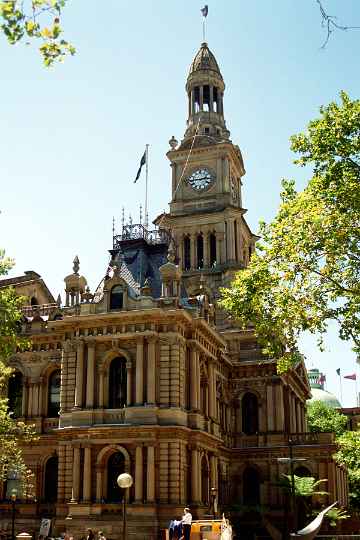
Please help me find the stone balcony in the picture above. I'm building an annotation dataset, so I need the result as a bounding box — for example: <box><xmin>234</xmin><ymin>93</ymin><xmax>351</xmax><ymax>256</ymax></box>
<box><xmin>233</xmin><ymin>431</ymin><xmax>335</xmax><ymax>449</ymax></box>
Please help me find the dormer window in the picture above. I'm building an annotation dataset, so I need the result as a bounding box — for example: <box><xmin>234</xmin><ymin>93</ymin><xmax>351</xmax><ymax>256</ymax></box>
<box><xmin>110</xmin><ymin>285</ymin><xmax>124</xmax><ymax>310</ymax></box>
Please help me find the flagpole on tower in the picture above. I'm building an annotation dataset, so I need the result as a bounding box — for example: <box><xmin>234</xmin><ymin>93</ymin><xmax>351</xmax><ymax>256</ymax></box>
<box><xmin>201</xmin><ymin>5</ymin><xmax>208</xmax><ymax>42</ymax></box>
<box><xmin>145</xmin><ymin>143</ymin><xmax>149</xmax><ymax>229</ymax></box>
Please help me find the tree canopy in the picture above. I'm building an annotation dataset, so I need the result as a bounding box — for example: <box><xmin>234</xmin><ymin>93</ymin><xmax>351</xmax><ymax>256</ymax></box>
<box><xmin>335</xmin><ymin>430</ymin><xmax>360</xmax><ymax>508</ymax></box>
<box><xmin>221</xmin><ymin>92</ymin><xmax>360</xmax><ymax>374</ymax></box>
<box><xmin>0</xmin><ymin>0</ymin><xmax>74</xmax><ymax>66</ymax></box>
<box><xmin>0</xmin><ymin>250</ymin><xmax>35</xmax><ymax>497</ymax></box>
<box><xmin>307</xmin><ymin>400</ymin><xmax>348</xmax><ymax>438</ymax></box>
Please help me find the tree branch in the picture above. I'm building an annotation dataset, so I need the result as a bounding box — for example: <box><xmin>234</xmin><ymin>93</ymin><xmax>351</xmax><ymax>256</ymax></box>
<box><xmin>316</xmin><ymin>0</ymin><xmax>360</xmax><ymax>48</ymax></box>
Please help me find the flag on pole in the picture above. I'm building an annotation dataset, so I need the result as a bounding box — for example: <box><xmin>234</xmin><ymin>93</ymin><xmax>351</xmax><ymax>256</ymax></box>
<box><xmin>344</xmin><ymin>373</ymin><xmax>357</xmax><ymax>380</ymax></box>
<box><xmin>336</xmin><ymin>368</ymin><xmax>341</xmax><ymax>376</ymax></box>
<box><xmin>201</xmin><ymin>5</ymin><xmax>208</xmax><ymax>17</ymax></box>
<box><xmin>134</xmin><ymin>150</ymin><xmax>146</xmax><ymax>183</ymax></box>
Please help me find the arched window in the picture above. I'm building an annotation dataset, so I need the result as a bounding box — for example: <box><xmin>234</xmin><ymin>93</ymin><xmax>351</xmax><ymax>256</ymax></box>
<box><xmin>44</xmin><ymin>456</ymin><xmax>58</xmax><ymax>502</ymax></box>
<box><xmin>197</xmin><ymin>234</ymin><xmax>204</xmax><ymax>269</ymax></box>
<box><xmin>209</xmin><ymin>233</ymin><xmax>217</xmax><ymax>267</ymax></box>
<box><xmin>242</xmin><ymin>392</ymin><xmax>259</xmax><ymax>435</ymax></box>
<box><xmin>109</xmin><ymin>357</ymin><xmax>127</xmax><ymax>409</ymax></box>
<box><xmin>243</xmin><ymin>467</ymin><xmax>260</xmax><ymax>505</ymax></box>
<box><xmin>201</xmin><ymin>456</ymin><xmax>209</xmax><ymax>505</ymax></box>
<box><xmin>110</xmin><ymin>285</ymin><xmax>123</xmax><ymax>310</ymax></box>
<box><xmin>107</xmin><ymin>452</ymin><xmax>125</xmax><ymax>502</ymax></box>
<box><xmin>30</xmin><ymin>296</ymin><xmax>38</xmax><ymax>306</ymax></box>
<box><xmin>294</xmin><ymin>466</ymin><xmax>312</xmax><ymax>478</ymax></box>
<box><xmin>48</xmin><ymin>370</ymin><xmax>61</xmax><ymax>417</ymax></box>
<box><xmin>184</xmin><ymin>236</ymin><xmax>191</xmax><ymax>270</ymax></box>
<box><xmin>8</xmin><ymin>372</ymin><xmax>23</xmax><ymax>418</ymax></box>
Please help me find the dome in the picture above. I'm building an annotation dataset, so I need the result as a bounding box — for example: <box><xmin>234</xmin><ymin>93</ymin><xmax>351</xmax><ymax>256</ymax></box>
<box><xmin>308</xmin><ymin>388</ymin><xmax>341</xmax><ymax>408</ymax></box>
<box><xmin>189</xmin><ymin>42</ymin><xmax>222</xmax><ymax>78</ymax></box>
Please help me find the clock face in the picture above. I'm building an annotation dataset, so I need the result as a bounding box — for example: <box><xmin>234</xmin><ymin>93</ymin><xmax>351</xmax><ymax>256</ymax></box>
<box><xmin>187</xmin><ymin>168</ymin><xmax>214</xmax><ymax>191</ymax></box>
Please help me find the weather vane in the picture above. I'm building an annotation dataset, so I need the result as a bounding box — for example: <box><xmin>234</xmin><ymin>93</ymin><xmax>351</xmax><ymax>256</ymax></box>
<box><xmin>201</xmin><ymin>5</ymin><xmax>208</xmax><ymax>42</ymax></box>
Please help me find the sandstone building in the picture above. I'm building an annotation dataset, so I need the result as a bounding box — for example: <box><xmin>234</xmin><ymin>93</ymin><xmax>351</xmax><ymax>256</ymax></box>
<box><xmin>0</xmin><ymin>42</ymin><xmax>347</xmax><ymax>540</ymax></box>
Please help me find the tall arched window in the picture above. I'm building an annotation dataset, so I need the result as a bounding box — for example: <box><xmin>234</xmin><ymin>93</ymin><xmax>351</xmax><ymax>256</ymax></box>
<box><xmin>209</xmin><ymin>233</ymin><xmax>217</xmax><ymax>267</ymax></box>
<box><xmin>201</xmin><ymin>456</ymin><xmax>209</xmax><ymax>505</ymax></box>
<box><xmin>31</xmin><ymin>296</ymin><xmax>38</xmax><ymax>306</ymax></box>
<box><xmin>184</xmin><ymin>236</ymin><xmax>191</xmax><ymax>270</ymax></box>
<box><xmin>8</xmin><ymin>372</ymin><xmax>23</xmax><ymax>418</ymax></box>
<box><xmin>243</xmin><ymin>467</ymin><xmax>260</xmax><ymax>505</ymax></box>
<box><xmin>48</xmin><ymin>370</ymin><xmax>61</xmax><ymax>417</ymax></box>
<box><xmin>110</xmin><ymin>286</ymin><xmax>123</xmax><ymax>310</ymax></box>
<box><xmin>197</xmin><ymin>234</ymin><xmax>204</xmax><ymax>269</ymax></box>
<box><xmin>242</xmin><ymin>392</ymin><xmax>259</xmax><ymax>435</ymax></box>
<box><xmin>107</xmin><ymin>452</ymin><xmax>125</xmax><ymax>502</ymax></box>
<box><xmin>109</xmin><ymin>357</ymin><xmax>127</xmax><ymax>409</ymax></box>
<box><xmin>44</xmin><ymin>456</ymin><xmax>58</xmax><ymax>502</ymax></box>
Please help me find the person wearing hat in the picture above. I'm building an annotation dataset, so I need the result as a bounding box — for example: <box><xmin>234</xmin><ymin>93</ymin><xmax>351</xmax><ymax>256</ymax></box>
<box><xmin>181</xmin><ymin>507</ymin><xmax>192</xmax><ymax>540</ymax></box>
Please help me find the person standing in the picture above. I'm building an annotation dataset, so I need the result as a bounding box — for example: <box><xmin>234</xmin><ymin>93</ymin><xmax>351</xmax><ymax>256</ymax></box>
<box><xmin>181</xmin><ymin>507</ymin><xmax>192</xmax><ymax>540</ymax></box>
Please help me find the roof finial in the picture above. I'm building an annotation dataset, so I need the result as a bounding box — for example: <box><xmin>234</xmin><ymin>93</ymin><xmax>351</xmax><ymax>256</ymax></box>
<box><xmin>129</xmin><ymin>213</ymin><xmax>133</xmax><ymax>226</ymax></box>
<box><xmin>73</xmin><ymin>255</ymin><xmax>80</xmax><ymax>274</ymax></box>
<box><xmin>121</xmin><ymin>207</ymin><xmax>125</xmax><ymax>230</ymax></box>
<box><xmin>139</xmin><ymin>204</ymin><xmax>143</xmax><ymax>225</ymax></box>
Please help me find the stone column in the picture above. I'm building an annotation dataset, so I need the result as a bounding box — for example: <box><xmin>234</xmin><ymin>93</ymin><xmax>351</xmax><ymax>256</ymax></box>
<box><xmin>210</xmin><ymin>455</ymin><xmax>218</xmax><ymax>490</ymax></box>
<box><xmin>135</xmin><ymin>446</ymin><xmax>143</xmax><ymax>502</ymax></box>
<box><xmin>267</xmin><ymin>386</ymin><xmax>275</xmax><ymax>431</ymax></box>
<box><xmin>147</xmin><ymin>446</ymin><xmax>155</xmax><ymax>502</ymax></box>
<box><xmin>208</xmin><ymin>361</ymin><xmax>216</xmax><ymax>419</ymax></box>
<box><xmin>126</xmin><ymin>361</ymin><xmax>132</xmax><ymax>406</ymax></box>
<box><xmin>199</xmin><ymin>86</ymin><xmax>204</xmax><ymax>110</ymax></box>
<box><xmin>32</xmin><ymin>380</ymin><xmax>39</xmax><ymax>416</ymax></box>
<box><xmin>83</xmin><ymin>446</ymin><xmax>92</xmax><ymax>502</ymax></box>
<box><xmin>190</xmin><ymin>346</ymin><xmax>198</xmax><ymax>411</ymax></box>
<box><xmin>227</xmin><ymin>219</ymin><xmax>235</xmax><ymax>262</ymax></box>
<box><xmin>209</xmin><ymin>86</ymin><xmax>214</xmax><ymax>112</ymax></box>
<box><xmin>38</xmin><ymin>378</ymin><xmax>44</xmax><ymax>417</ymax></box>
<box><xmin>275</xmin><ymin>384</ymin><xmax>285</xmax><ymax>431</ymax></box>
<box><xmin>98</xmin><ymin>369</ymin><xmax>105</xmax><ymax>408</ymax></box>
<box><xmin>74</xmin><ymin>340</ymin><xmax>84</xmax><ymax>409</ymax></box>
<box><xmin>27</xmin><ymin>383</ymin><xmax>33</xmax><ymax>417</ymax></box>
<box><xmin>96</xmin><ymin>465</ymin><xmax>103</xmax><ymax>502</ymax></box>
<box><xmin>86</xmin><ymin>341</ymin><xmax>95</xmax><ymax>408</ymax></box>
<box><xmin>147</xmin><ymin>337</ymin><xmax>156</xmax><ymax>405</ymax></box>
<box><xmin>135</xmin><ymin>337</ymin><xmax>144</xmax><ymax>405</ymax></box>
<box><xmin>22</xmin><ymin>382</ymin><xmax>28</xmax><ymax>417</ymax></box>
<box><xmin>72</xmin><ymin>446</ymin><xmax>81</xmax><ymax>501</ymax></box>
<box><xmin>58</xmin><ymin>445</ymin><xmax>66</xmax><ymax>503</ymax></box>
<box><xmin>191</xmin><ymin>447</ymin><xmax>200</xmax><ymax>502</ymax></box>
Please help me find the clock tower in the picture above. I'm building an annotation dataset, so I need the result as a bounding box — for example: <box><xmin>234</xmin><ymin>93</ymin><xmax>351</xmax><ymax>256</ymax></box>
<box><xmin>158</xmin><ymin>42</ymin><xmax>257</xmax><ymax>320</ymax></box>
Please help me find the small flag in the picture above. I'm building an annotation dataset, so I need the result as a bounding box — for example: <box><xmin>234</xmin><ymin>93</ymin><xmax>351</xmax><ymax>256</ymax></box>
<box><xmin>336</xmin><ymin>368</ymin><xmax>341</xmax><ymax>376</ymax></box>
<box><xmin>134</xmin><ymin>150</ymin><xmax>146</xmax><ymax>183</ymax></box>
<box><xmin>201</xmin><ymin>5</ymin><xmax>208</xmax><ymax>17</ymax></box>
<box><xmin>344</xmin><ymin>373</ymin><xmax>357</xmax><ymax>381</ymax></box>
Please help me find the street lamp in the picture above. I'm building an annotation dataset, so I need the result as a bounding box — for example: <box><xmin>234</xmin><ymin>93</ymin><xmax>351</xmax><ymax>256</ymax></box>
<box><xmin>277</xmin><ymin>440</ymin><xmax>307</xmax><ymax>533</ymax></box>
<box><xmin>117</xmin><ymin>473</ymin><xmax>133</xmax><ymax>540</ymax></box>
<box><xmin>10</xmin><ymin>488</ymin><xmax>17</xmax><ymax>540</ymax></box>
<box><xmin>210</xmin><ymin>487</ymin><xmax>217</xmax><ymax>519</ymax></box>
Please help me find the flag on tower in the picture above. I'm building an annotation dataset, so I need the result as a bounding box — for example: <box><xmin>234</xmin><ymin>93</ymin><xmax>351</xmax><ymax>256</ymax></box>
<box><xmin>134</xmin><ymin>150</ymin><xmax>146</xmax><ymax>183</ymax></box>
<box><xmin>201</xmin><ymin>5</ymin><xmax>208</xmax><ymax>17</ymax></box>
<box><xmin>336</xmin><ymin>368</ymin><xmax>341</xmax><ymax>376</ymax></box>
<box><xmin>344</xmin><ymin>373</ymin><xmax>357</xmax><ymax>380</ymax></box>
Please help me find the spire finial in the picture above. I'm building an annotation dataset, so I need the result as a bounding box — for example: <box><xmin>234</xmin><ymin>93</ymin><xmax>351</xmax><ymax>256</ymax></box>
<box><xmin>139</xmin><ymin>204</ymin><xmax>143</xmax><ymax>225</ymax></box>
<box><xmin>129</xmin><ymin>213</ymin><xmax>133</xmax><ymax>226</ymax></box>
<box><xmin>73</xmin><ymin>255</ymin><xmax>80</xmax><ymax>274</ymax></box>
<box><xmin>167</xmin><ymin>238</ymin><xmax>176</xmax><ymax>263</ymax></box>
<box><xmin>121</xmin><ymin>207</ymin><xmax>125</xmax><ymax>230</ymax></box>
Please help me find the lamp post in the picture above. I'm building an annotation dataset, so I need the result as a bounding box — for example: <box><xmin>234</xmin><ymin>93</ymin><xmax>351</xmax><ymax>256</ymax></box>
<box><xmin>117</xmin><ymin>472</ymin><xmax>133</xmax><ymax>540</ymax></box>
<box><xmin>210</xmin><ymin>487</ymin><xmax>217</xmax><ymax>519</ymax></box>
<box><xmin>277</xmin><ymin>440</ymin><xmax>307</xmax><ymax>533</ymax></box>
<box><xmin>10</xmin><ymin>488</ymin><xmax>17</xmax><ymax>540</ymax></box>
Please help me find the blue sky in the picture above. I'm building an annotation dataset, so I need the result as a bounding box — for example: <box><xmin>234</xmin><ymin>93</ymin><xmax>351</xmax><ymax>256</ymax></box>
<box><xmin>1</xmin><ymin>1</ymin><xmax>359</xmax><ymax>406</ymax></box>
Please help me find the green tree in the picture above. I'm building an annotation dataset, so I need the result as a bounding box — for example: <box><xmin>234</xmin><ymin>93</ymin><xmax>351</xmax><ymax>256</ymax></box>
<box><xmin>0</xmin><ymin>0</ymin><xmax>74</xmax><ymax>66</ymax></box>
<box><xmin>221</xmin><ymin>92</ymin><xmax>360</xmax><ymax>374</ymax></box>
<box><xmin>0</xmin><ymin>249</ymin><xmax>35</xmax><ymax>497</ymax></box>
<box><xmin>307</xmin><ymin>401</ymin><xmax>348</xmax><ymax>437</ymax></box>
<box><xmin>335</xmin><ymin>430</ymin><xmax>360</xmax><ymax>508</ymax></box>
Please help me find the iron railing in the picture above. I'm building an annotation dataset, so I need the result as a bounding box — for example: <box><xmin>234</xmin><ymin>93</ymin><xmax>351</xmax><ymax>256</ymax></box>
<box><xmin>113</xmin><ymin>223</ymin><xmax>171</xmax><ymax>248</ymax></box>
